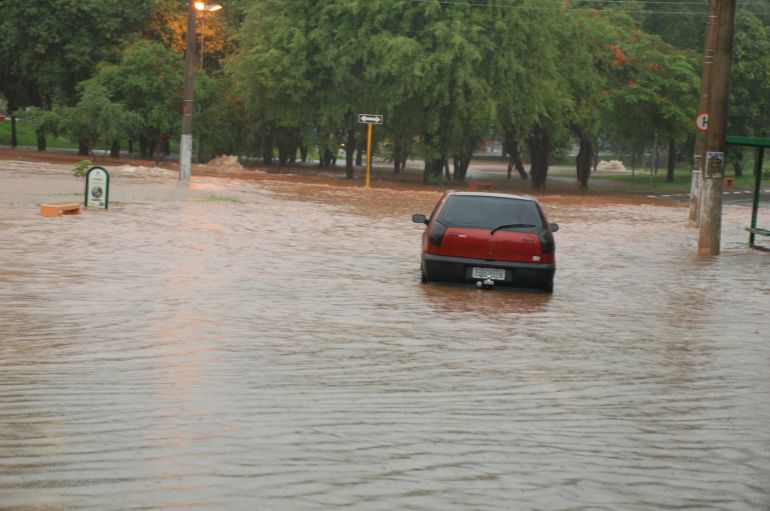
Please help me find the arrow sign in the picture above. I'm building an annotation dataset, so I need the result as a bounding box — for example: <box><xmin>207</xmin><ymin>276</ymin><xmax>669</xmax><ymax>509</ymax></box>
<box><xmin>358</xmin><ymin>114</ymin><xmax>383</xmax><ymax>125</ymax></box>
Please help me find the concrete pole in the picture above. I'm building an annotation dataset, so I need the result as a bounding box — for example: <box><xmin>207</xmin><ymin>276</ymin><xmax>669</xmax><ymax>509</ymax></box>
<box><xmin>179</xmin><ymin>1</ymin><xmax>196</xmax><ymax>182</ymax></box>
<box><xmin>689</xmin><ymin>0</ymin><xmax>720</xmax><ymax>226</ymax></box>
<box><xmin>697</xmin><ymin>0</ymin><xmax>737</xmax><ymax>256</ymax></box>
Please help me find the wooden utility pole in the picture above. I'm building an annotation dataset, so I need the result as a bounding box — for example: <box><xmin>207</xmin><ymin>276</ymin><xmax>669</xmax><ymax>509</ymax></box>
<box><xmin>689</xmin><ymin>0</ymin><xmax>720</xmax><ymax>226</ymax></box>
<box><xmin>697</xmin><ymin>0</ymin><xmax>737</xmax><ymax>256</ymax></box>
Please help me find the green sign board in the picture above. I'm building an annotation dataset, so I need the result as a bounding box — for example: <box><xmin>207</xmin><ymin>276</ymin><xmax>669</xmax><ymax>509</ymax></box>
<box><xmin>85</xmin><ymin>166</ymin><xmax>110</xmax><ymax>209</ymax></box>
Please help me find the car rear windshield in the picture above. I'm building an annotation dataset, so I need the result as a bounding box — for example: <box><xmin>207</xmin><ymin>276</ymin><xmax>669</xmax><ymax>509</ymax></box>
<box><xmin>437</xmin><ymin>195</ymin><xmax>543</xmax><ymax>230</ymax></box>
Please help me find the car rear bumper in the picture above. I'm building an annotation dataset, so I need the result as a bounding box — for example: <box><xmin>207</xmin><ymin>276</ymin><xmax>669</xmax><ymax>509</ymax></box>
<box><xmin>422</xmin><ymin>253</ymin><xmax>555</xmax><ymax>288</ymax></box>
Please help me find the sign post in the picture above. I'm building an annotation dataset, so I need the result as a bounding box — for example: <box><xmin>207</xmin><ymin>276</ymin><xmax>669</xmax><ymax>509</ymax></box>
<box><xmin>358</xmin><ymin>114</ymin><xmax>383</xmax><ymax>190</ymax></box>
<box><xmin>85</xmin><ymin>166</ymin><xmax>110</xmax><ymax>209</ymax></box>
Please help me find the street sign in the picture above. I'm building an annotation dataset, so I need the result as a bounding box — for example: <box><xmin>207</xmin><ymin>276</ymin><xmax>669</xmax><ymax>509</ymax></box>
<box><xmin>358</xmin><ymin>114</ymin><xmax>383</xmax><ymax>125</ymax></box>
<box><xmin>85</xmin><ymin>166</ymin><xmax>110</xmax><ymax>209</ymax></box>
<box><xmin>695</xmin><ymin>112</ymin><xmax>709</xmax><ymax>132</ymax></box>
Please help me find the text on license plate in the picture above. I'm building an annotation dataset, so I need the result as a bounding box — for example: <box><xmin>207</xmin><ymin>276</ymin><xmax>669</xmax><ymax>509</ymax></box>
<box><xmin>471</xmin><ymin>267</ymin><xmax>506</xmax><ymax>280</ymax></box>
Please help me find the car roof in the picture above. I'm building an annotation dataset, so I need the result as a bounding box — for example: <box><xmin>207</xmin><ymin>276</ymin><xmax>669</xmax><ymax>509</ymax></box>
<box><xmin>447</xmin><ymin>191</ymin><xmax>538</xmax><ymax>202</ymax></box>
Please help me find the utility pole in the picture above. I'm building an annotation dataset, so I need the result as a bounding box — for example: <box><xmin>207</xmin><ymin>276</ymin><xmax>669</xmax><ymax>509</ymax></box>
<box><xmin>179</xmin><ymin>1</ymin><xmax>196</xmax><ymax>182</ymax></box>
<box><xmin>689</xmin><ymin>0</ymin><xmax>720</xmax><ymax>226</ymax></box>
<box><xmin>698</xmin><ymin>0</ymin><xmax>737</xmax><ymax>256</ymax></box>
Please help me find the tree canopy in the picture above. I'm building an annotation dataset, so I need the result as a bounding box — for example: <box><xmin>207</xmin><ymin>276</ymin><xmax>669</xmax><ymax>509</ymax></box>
<box><xmin>2</xmin><ymin>0</ymin><xmax>769</xmax><ymax>188</ymax></box>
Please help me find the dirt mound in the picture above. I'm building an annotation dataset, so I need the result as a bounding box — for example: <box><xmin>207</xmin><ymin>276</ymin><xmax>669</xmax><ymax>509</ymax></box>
<box><xmin>597</xmin><ymin>160</ymin><xmax>626</xmax><ymax>171</ymax></box>
<box><xmin>113</xmin><ymin>165</ymin><xmax>177</xmax><ymax>179</ymax></box>
<box><xmin>205</xmin><ymin>155</ymin><xmax>247</xmax><ymax>174</ymax></box>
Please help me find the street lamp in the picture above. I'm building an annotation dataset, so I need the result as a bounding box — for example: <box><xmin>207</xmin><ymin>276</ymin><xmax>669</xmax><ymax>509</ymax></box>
<box><xmin>179</xmin><ymin>1</ymin><xmax>222</xmax><ymax>183</ymax></box>
<box><xmin>195</xmin><ymin>2</ymin><xmax>222</xmax><ymax>70</ymax></box>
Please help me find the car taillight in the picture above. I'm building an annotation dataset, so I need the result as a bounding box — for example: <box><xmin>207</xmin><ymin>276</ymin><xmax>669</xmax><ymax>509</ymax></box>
<box><xmin>429</xmin><ymin>221</ymin><xmax>447</xmax><ymax>247</ymax></box>
<box><xmin>539</xmin><ymin>231</ymin><xmax>555</xmax><ymax>255</ymax></box>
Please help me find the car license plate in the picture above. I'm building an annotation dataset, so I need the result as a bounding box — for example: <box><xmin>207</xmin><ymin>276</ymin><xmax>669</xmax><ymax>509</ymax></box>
<box><xmin>472</xmin><ymin>267</ymin><xmax>506</xmax><ymax>280</ymax></box>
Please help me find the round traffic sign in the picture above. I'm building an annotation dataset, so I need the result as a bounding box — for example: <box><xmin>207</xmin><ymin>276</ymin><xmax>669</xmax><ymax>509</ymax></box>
<box><xmin>695</xmin><ymin>112</ymin><xmax>709</xmax><ymax>132</ymax></box>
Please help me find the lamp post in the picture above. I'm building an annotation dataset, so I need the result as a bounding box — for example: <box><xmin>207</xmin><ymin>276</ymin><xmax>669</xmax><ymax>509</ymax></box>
<box><xmin>195</xmin><ymin>2</ymin><xmax>222</xmax><ymax>70</ymax></box>
<box><xmin>179</xmin><ymin>2</ymin><xmax>222</xmax><ymax>183</ymax></box>
<box><xmin>179</xmin><ymin>0</ymin><xmax>196</xmax><ymax>182</ymax></box>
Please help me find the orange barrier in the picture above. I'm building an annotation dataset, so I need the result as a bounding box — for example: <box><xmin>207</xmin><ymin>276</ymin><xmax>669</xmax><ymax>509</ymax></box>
<box><xmin>40</xmin><ymin>203</ymin><xmax>81</xmax><ymax>217</ymax></box>
<box><xmin>725</xmin><ymin>177</ymin><xmax>735</xmax><ymax>187</ymax></box>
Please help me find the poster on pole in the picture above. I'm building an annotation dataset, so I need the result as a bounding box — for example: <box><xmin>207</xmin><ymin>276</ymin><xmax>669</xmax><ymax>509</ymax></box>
<box><xmin>85</xmin><ymin>166</ymin><xmax>110</xmax><ymax>209</ymax></box>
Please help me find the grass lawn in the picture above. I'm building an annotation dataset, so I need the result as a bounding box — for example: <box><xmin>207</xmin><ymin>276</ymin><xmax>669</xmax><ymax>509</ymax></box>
<box><xmin>592</xmin><ymin>164</ymin><xmax>768</xmax><ymax>193</ymax></box>
<box><xmin>0</xmin><ymin>120</ymin><xmax>78</xmax><ymax>149</ymax></box>
<box><xmin>0</xmin><ymin>119</ymin><xmax>180</xmax><ymax>155</ymax></box>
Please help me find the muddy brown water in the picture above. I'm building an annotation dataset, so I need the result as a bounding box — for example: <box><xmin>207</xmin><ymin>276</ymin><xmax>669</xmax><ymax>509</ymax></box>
<box><xmin>1</xmin><ymin>161</ymin><xmax>769</xmax><ymax>510</ymax></box>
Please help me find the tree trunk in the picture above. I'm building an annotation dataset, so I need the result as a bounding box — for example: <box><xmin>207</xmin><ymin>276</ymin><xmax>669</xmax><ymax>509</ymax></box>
<box><xmin>528</xmin><ymin>127</ymin><xmax>551</xmax><ymax>190</ymax></box>
<box><xmin>10</xmin><ymin>114</ymin><xmax>18</xmax><ymax>148</ymax></box>
<box><xmin>571</xmin><ymin>124</ymin><xmax>593</xmax><ymax>189</ymax></box>
<box><xmin>666</xmin><ymin>137</ymin><xmax>676</xmax><ymax>183</ymax></box>
<box><xmin>356</xmin><ymin>125</ymin><xmax>365</xmax><ymax>166</ymax></box>
<box><xmin>733</xmin><ymin>149</ymin><xmax>744</xmax><ymax>177</ymax></box>
<box><xmin>321</xmin><ymin>148</ymin><xmax>335</xmax><ymax>168</ymax></box>
<box><xmin>512</xmin><ymin>140</ymin><xmax>527</xmax><ymax>180</ymax></box>
<box><xmin>503</xmin><ymin>132</ymin><xmax>528</xmax><ymax>181</ymax></box>
<box><xmin>262</xmin><ymin>137</ymin><xmax>273</xmax><ymax>166</ymax></box>
<box><xmin>277</xmin><ymin>131</ymin><xmax>291</xmax><ymax>166</ymax></box>
<box><xmin>36</xmin><ymin>131</ymin><xmax>47</xmax><ymax>151</ymax></box>
<box><xmin>79</xmin><ymin>141</ymin><xmax>90</xmax><ymax>156</ymax></box>
<box><xmin>423</xmin><ymin>159</ymin><xmax>444</xmax><ymax>184</ymax></box>
<box><xmin>289</xmin><ymin>131</ymin><xmax>298</xmax><ymax>165</ymax></box>
<box><xmin>392</xmin><ymin>139</ymin><xmax>403</xmax><ymax>174</ymax></box>
<box><xmin>452</xmin><ymin>142</ymin><xmax>474</xmax><ymax>182</ymax></box>
<box><xmin>110</xmin><ymin>140</ymin><xmax>120</xmax><ymax>158</ymax></box>
<box><xmin>345</xmin><ymin>128</ymin><xmax>355</xmax><ymax>179</ymax></box>
<box><xmin>300</xmin><ymin>144</ymin><xmax>308</xmax><ymax>162</ymax></box>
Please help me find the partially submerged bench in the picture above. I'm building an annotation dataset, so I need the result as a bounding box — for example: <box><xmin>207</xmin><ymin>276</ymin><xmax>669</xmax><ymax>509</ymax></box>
<box><xmin>40</xmin><ymin>203</ymin><xmax>81</xmax><ymax>217</ymax></box>
<box><xmin>726</xmin><ymin>134</ymin><xmax>769</xmax><ymax>249</ymax></box>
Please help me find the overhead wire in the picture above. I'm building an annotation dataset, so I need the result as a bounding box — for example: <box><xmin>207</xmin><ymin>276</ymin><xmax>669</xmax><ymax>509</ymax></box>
<box><xmin>402</xmin><ymin>0</ymin><xmax>770</xmax><ymax>16</ymax></box>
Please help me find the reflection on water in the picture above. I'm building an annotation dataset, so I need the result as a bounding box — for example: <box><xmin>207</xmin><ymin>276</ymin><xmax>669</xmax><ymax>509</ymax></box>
<box><xmin>1</xmin><ymin>162</ymin><xmax>769</xmax><ymax>510</ymax></box>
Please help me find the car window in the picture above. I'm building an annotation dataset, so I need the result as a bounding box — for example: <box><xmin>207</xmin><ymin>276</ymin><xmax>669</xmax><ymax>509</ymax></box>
<box><xmin>437</xmin><ymin>196</ymin><xmax>543</xmax><ymax>229</ymax></box>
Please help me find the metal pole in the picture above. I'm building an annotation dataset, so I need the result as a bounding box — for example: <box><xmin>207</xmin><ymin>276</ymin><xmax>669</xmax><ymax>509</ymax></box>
<box><xmin>365</xmin><ymin>123</ymin><xmax>373</xmax><ymax>189</ymax></box>
<box><xmin>749</xmin><ymin>147</ymin><xmax>765</xmax><ymax>247</ymax></box>
<box><xmin>689</xmin><ymin>0</ymin><xmax>720</xmax><ymax>226</ymax></box>
<box><xmin>697</xmin><ymin>0</ymin><xmax>737</xmax><ymax>256</ymax></box>
<box><xmin>200</xmin><ymin>12</ymin><xmax>205</xmax><ymax>70</ymax></box>
<box><xmin>179</xmin><ymin>0</ymin><xmax>196</xmax><ymax>182</ymax></box>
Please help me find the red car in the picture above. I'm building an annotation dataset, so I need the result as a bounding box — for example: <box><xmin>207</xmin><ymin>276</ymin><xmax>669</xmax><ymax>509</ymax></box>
<box><xmin>412</xmin><ymin>191</ymin><xmax>559</xmax><ymax>292</ymax></box>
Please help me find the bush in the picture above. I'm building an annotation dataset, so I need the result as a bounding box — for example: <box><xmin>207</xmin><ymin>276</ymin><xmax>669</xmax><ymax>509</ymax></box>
<box><xmin>73</xmin><ymin>160</ymin><xmax>92</xmax><ymax>179</ymax></box>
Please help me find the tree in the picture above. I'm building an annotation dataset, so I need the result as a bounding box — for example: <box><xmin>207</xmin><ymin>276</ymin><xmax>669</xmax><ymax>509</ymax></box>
<box><xmin>226</xmin><ymin>0</ymin><xmax>314</xmax><ymax>167</ymax></box>
<box><xmin>60</xmin><ymin>84</ymin><xmax>142</xmax><ymax>157</ymax></box>
<box><xmin>0</xmin><ymin>0</ymin><xmax>153</xmax><ymax>106</ymax></box>
<box><xmin>91</xmin><ymin>41</ymin><xmax>183</xmax><ymax>159</ymax></box>
<box><xmin>728</xmin><ymin>14</ymin><xmax>770</xmax><ymax>176</ymax></box>
<box><xmin>20</xmin><ymin>107</ymin><xmax>61</xmax><ymax>151</ymax></box>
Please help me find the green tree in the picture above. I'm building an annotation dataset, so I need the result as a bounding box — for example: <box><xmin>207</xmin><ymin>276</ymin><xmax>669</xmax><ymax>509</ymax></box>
<box><xmin>728</xmin><ymin>14</ymin><xmax>770</xmax><ymax>176</ymax></box>
<box><xmin>60</xmin><ymin>84</ymin><xmax>142</xmax><ymax>157</ymax></box>
<box><xmin>20</xmin><ymin>107</ymin><xmax>61</xmax><ymax>151</ymax></box>
<box><xmin>0</xmin><ymin>0</ymin><xmax>153</xmax><ymax>146</ymax></box>
<box><xmin>93</xmin><ymin>41</ymin><xmax>184</xmax><ymax>159</ymax></box>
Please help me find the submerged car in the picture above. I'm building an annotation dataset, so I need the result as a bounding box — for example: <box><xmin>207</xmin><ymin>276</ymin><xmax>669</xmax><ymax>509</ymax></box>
<box><xmin>412</xmin><ymin>191</ymin><xmax>559</xmax><ymax>292</ymax></box>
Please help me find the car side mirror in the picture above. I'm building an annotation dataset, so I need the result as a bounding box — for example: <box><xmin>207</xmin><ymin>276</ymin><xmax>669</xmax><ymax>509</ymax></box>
<box><xmin>550</xmin><ymin>223</ymin><xmax>559</xmax><ymax>233</ymax></box>
<box><xmin>412</xmin><ymin>214</ymin><xmax>429</xmax><ymax>225</ymax></box>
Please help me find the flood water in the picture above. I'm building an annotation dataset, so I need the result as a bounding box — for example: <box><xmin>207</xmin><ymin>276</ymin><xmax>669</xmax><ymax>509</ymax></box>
<box><xmin>1</xmin><ymin>161</ymin><xmax>769</xmax><ymax>510</ymax></box>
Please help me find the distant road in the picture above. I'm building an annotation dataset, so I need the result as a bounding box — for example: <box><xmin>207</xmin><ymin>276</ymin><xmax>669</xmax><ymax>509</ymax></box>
<box><xmin>650</xmin><ymin>187</ymin><xmax>770</xmax><ymax>206</ymax></box>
